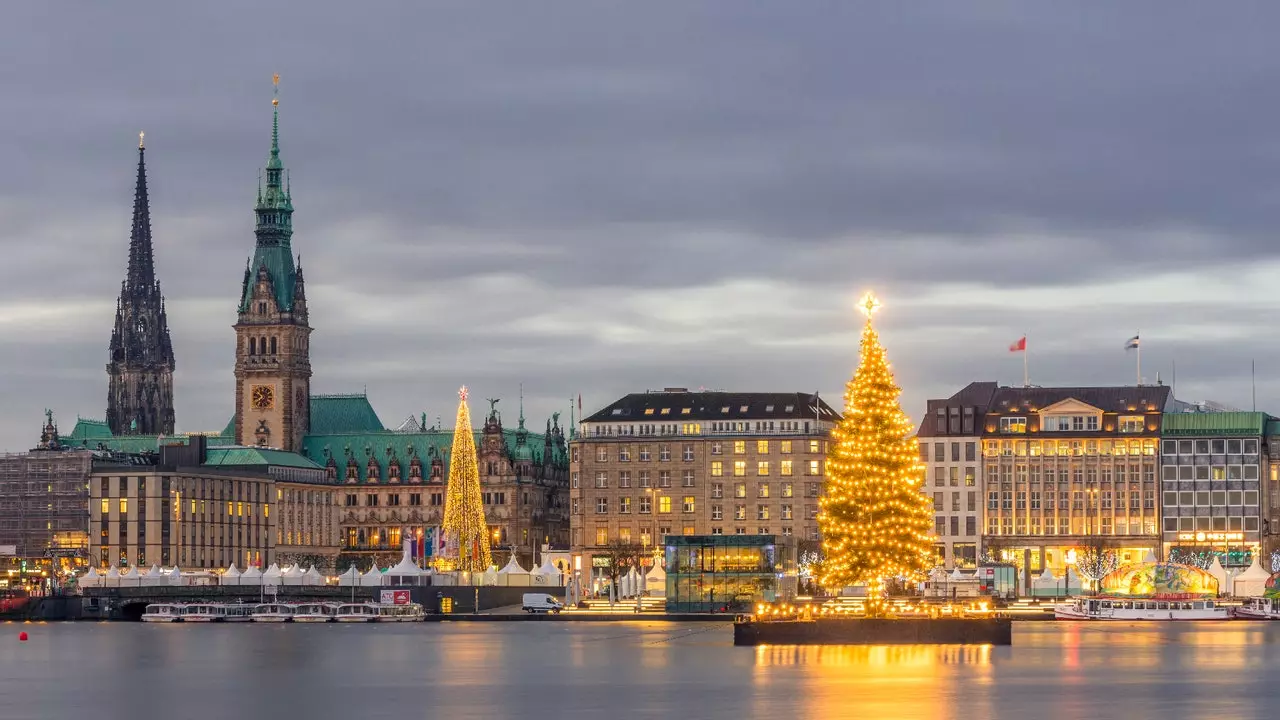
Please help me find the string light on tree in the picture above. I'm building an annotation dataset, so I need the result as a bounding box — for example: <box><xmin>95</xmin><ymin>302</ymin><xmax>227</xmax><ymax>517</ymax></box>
<box><xmin>441</xmin><ymin>385</ymin><xmax>492</xmax><ymax>573</ymax></box>
<box><xmin>816</xmin><ymin>291</ymin><xmax>935</xmax><ymax>616</ymax></box>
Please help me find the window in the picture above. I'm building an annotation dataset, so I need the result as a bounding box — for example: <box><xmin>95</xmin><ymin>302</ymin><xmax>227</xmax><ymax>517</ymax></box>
<box><xmin>758</xmin><ymin>461</ymin><xmax>770</xmax><ymax>476</ymax></box>
<box><xmin>919</xmin><ymin>442</ymin><xmax>929</xmax><ymax>462</ymax></box>
<box><xmin>1000</xmin><ymin>417</ymin><xmax>1027</xmax><ymax>434</ymax></box>
<box><xmin>734</xmin><ymin>461</ymin><xmax>746</xmax><ymax>477</ymax></box>
<box><xmin>757</xmin><ymin>440</ymin><xmax>769</xmax><ymax>454</ymax></box>
<box><xmin>781</xmin><ymin>482</ymin><xmax>793</xmax><ymax>498</ymax></box>
<box><xmin>100</xmin><ymin>498</ymin><xmax>109</xmax><ymax>515</ymax></box>
<box><xmin>934</xmin><ymin>443</ymin><xmax>945</xmax><ymax>462</ymax></box>
<box><xmin>781</xmin><ymin>441</ymin><xmax>793</xmax><ymax>454</ymax></box>
<box><xmin>639</xmin><ymin>497</ymin><xmax>652</xmax><ymax>514</ymax></box>
<box><xmin>596</xmin><ymin>527</ymin><xmax>609</xmax><ymax>545</ymax></box>
<box><xmin>619</xmin><ymin>497</ymin><xmax>632</xmax><ymax>514</ymax></box>
<box><xmin>639</xmin><ymin>471</ymin><xmax>651</xmax><ymax>488</ymax></box>
<box><xmin>965</xmin><ymin>467</ymin><xmax>975</xmax><ymax>487</ymax></box>
<box><xmin>595</xmin><ymin>472</ymin><xmax>608</xmax><ymax>488</ymax></box>
<box><xmin>965</xmin><ymin>442</ymin><xmax>976</xmax><ymax>461</ymax></box>
<box><xmin>683</xmin><ymin>445</ymin><xmax>694</xmax><ymax>461</ymax></box>
<box><xmin>619</xmin><ymin>471</ymin><xmax>631</xmax><ymax>488</ymax></box>
<box><xmin>965</xmin><ymin>517</ymin><xmax>976</xmax><ymax>536</ymax></box>
<box><xmin>659</xmin><ymin>496</ymin><xmax>672</xmax><ymax>514</ymax></box>
<box><xmin>1119</xmin><ymin>416</ymin><xmax>1144</xmax><ymax>433</ymax></box>
<box><xmin>710</xmin><ymin>443</ymin><xmax>721</xmax><ymax>455</ymax></box>
<box><xmin>809</xmin><ymin>440</ymin><xmax>820</xmax><ymax>453</ymax></box>
<box><xmin>659</xmin><ymin>446</ymin><xmax>671</xmax><ymax>462</ymax></box>
<box><xmin>619</xmin><ymin>447</ymin><xmax>631</xmax><ymax>462</ymax></box>
<box><xmin>780</xmin><ymin>460</ymin><xmax>793</xmax><ymax>476</ymax></box>
<box><xmin>735</xmin><ymin>483</ymin><xmax>747</xmax><ymax>498</ymax></box>
<box><xmin>711</xmin><ymin>461</ymin><xmax>723</xmax><ymax>477</ymax></box>
<box><xmin>682</xmin><ymin>470</ymin><xmax>695</xmax><ymax>487</ymax></box>
<box><xmin>934</xmin><ymin>467</ymin><xmax>946</xmax><ymax>487</ymax></box>
<box><xmin>809</xmin><ymin>460</ymin><xmax>820</xmax><ymax>476</ymax></box>
<box><xmin>683</xmin><ymin>496</ymin><xmax>695</xmax><ymax>513</ymax></box>
<box><xmin>935</xmin><ymin>517</ymin><xmax>946</xmax><ymax>536</ymax></box>
<box><xmin>659</xmin><ymin>471</ymin><xmax>672</xmax><ymax>488</ymax></box>
<box><xmin>933</xmin><ymin>493</ymin><xmax>943</xmax><ymax>511</ymax></box>
<box><xmin>758</xmin><ymin>483</ymin><xmax>770</xmax><ymax>498</ymax></box>
<box><xmin>639</xmin><ymin>447</ymin><xmax>651</xmax><ymax>461</ymax></box>
<box><xmin>734</xmin><ymin>441</ymin><xmax>746</xmax><ymax>455</ymax></box>
<box><xmin>711</xmin><ymin>505</ymin><xmax>723</xmax><ymax>521</ymax></box>
<box><xmin>758</xmin><ymin>505</ymin><xmax>770</xmax><ymax>521</ymax></box>
<box><xmin>711</xmin><ymin>482</ymin><xmax>724</xmax><ymax>499</ymax></box>
<box><xmin>596</xmin><ymin>447</ymin><xmax>608</xmax><ymax>462</ymax></box>
<box><xmin>119</xmin><ymin>498</ymin><xmax>128</xmax><ymax>514</ymax></box>
<box><xmin>735</xmin><ymin>505</ymin><xmax>747</xmax><ymax>521</ymax></box>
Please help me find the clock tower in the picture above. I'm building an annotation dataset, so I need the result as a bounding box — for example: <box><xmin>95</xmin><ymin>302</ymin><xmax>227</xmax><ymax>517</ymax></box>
<box><xmin>234</xmin><ymin>75</ymin><xmax>311</xmax><ymax>451</ymax></box>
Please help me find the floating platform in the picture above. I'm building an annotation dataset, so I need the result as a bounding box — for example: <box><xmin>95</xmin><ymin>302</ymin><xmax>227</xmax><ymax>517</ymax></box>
<box><xmin>733</xmin><ymin>617</ymin><xmax>1013</xmax><ymax>646</ymax></box>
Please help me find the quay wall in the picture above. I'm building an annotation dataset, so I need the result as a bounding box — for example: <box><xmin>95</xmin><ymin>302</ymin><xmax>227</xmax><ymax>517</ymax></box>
<box><xmin>733</xmin><ymin>617</ymin><xmax>1014</xmax><ymax>646</ymax></box>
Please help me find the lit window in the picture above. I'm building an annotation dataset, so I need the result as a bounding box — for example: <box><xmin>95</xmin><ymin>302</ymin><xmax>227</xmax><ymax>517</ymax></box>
<box><xmin>781</xmin><ymin>460</ymin><xmax>793</xmax><ymax>476</ymax></box>
<box><xmin>809</xmin><ymin>440</ymin><xmax>820</xmax><ymax>453</ymax></box>
<box><xmin>682</xmin><ymin>496</ymin><xmax>695</xmax><ymax>513</ymax></box>
<box><xmin>681</xmin><ymin>408</ymin><xmax>691</xmax><ymax>415</ymax></box>
<box><xmin>711</xmin><ymin>461</ymin><xmax>723</xmax><ymax>477</ymax></box>
<box><xmin>734</xmin><ymin>461</ymin><xmax>746</xmax><ymax>477</ymax></box>
<box><xmin>757</xmin><ymin>440</ymin><xmax>769</xmax><ymax>454</ymax></box>
<box><xmin>734</xmin><ymin>441</ymin><xmax>746</xmax><ymax>455</ymax></box>
<box><xmin>263</xmin><ymin>504</ymin><xmax>269</xmax><ymax>518</ymax></box>
<box><xmin>119</xmin><ymin>498</ymin><xmax>128</xmax><ymax>514</ymax></box>
<box><xmin>644</xmin><ymin>409</ymin><xmax>654</xmax><ymax>416</ymax></box>
<box><xmin>758</xmin><ymin>461</ymin><xmax>770</xmax><ymax>476</ymax></box>
<box><xmin>781</xmin><ymin>441</ymin><xmax>792</xmax><ymax>454</ymax></box>
<box><xmin>660</xmin><ymin>408</ymin><xmax>670</xmax><ymax>415</ymax></box>
<box><xmin>1119</xmin><ymin>416</ymin><xmax>1144</xmax><ymax>433</ymax></box>
<box><xmin>659</xmin><ymin>496</ymin><xmax>672</xmax><ymax>514</ymax></box>
<box><xmin>1000</xmin><ymin>417</ymin><xmax>1027</xmax><ymax>434</ymax></box>
<box><xmin>809</xmin><ymin>460</ymin><xmax>820</xmax><ymax>475</ymax></box>
<box><xmin>596</xmin><ymin>527</ymin><xmax>609</xmax><ymax>545</ymax></box>
<box><xmin>100</xmin><ymin>499</ymin><xmax>109</xmax><ymax>515</ymax></box>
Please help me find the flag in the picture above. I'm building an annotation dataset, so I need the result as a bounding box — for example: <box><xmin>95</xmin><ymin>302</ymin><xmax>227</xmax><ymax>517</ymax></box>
<box><xmin>1009</xmin><ymin>336</ymin><xmax>1026</xmax><ymax>353</ymax></box>
<box><xmin>1124</xmin><ymin>335</ymin><xmax>1140</xmax><ymax>350</ymax></box>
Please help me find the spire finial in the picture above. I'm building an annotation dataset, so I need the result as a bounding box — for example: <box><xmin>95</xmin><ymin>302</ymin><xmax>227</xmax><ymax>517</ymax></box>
<box><xmin>138</xmin><ymin>131</ymin><xmax>145</xmax><ymax>149</ymax></box>
<box><xmin>272</xmin><ymin>73</ymin><xmax>280</xmax><ymax>106</ymax></box>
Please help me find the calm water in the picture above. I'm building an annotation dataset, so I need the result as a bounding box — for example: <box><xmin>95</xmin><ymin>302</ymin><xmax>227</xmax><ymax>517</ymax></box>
<box><xmin>2</xmin><ymin>621</ymin><xmax>1279</xmax><ymax>719</ymax></box>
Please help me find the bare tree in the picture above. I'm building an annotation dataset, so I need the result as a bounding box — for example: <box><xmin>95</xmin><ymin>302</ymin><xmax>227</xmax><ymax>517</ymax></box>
<box><xmin>603</xmin><ymin>540</ymin><xmax>645</xmax><ymax>600</ymax></box>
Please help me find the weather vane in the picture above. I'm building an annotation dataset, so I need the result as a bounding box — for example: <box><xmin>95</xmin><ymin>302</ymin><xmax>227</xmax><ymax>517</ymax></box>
<box><xmin>272</xmin><ymin>73</ymin><xmax>280</xmax><ymax>106</ymax></box>
<box><xmin>859</xmin><ymin>291</ymin><xmax>882</xmax><ymax>318</ymax></box>
<box><xmin>459</xmin><ymin>385</ymin><xmax>469</xmax><ymax>402</ymax></box>
<box><xmin>138</xmin><ymin>131</ymin><xmax>145</xmax><ymax>149</ymax></box>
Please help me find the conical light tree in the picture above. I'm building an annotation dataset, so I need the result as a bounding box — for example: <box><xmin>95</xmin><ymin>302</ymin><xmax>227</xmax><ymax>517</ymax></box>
<box><xmin>817</xmin><ymin>293</ymin><xmax>935</xmax><ymax>616</ymax></box>
<box><xmin>441</xmin><ymin>386</ymin><xmax>492</xmax><ymax>572</ymax></box>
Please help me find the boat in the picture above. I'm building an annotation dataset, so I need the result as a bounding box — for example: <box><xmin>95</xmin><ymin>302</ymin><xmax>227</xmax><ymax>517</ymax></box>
<box><xmin>1234</xmin><ymin>597</ymin><xmax>1280</xmax><ymax>620</ymax></box>
<box><xmin>250</xmin><ymin>603</ymin><xmax>295</xmax><ymax>622</ymax></box>
<box><xmin>292</xmin><ymin>602</ymin><xmax>339</xmax><ymax>623</ymax></box>
<box><xmin>141</xmin><ymin>603</ymin><xmax>184</xmax><ymax>623</ymax></box>
<box><xmin>334</xmin><ymin>602</ymin><xmax>378</xmax><ymax>623</ymax></box>
<box><xmin>220</xmin><ymin>603</ymin><xmax>254</xmax><ymax>622</ymax></box>
<box><xmin>180</xmin><ymin>603</ymin><xmax>225</xmax><ymax>622</ymax></box>
<box><xmin>1054</xmin><ymin>596</ymin><xmax>1228</xmax><ymax>620</ymax></box>
<box><xmin>374</xmin><ymin>602</ymin><xmax>425</xmax><ymax>622</ymax></box>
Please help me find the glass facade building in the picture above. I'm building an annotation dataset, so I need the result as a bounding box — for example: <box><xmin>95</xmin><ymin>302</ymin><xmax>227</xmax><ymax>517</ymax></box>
<box><xmin>664</xmin><ymin>534</ymin><xmax>796</xmax><ymax>612</ymax></box>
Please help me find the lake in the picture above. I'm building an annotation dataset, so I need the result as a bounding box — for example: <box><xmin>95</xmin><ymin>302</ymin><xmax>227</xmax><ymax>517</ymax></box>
<box><xmin>2</xmin><ymin>621</ymin><xmax>1277</xmax><ymax>719</ymax></box>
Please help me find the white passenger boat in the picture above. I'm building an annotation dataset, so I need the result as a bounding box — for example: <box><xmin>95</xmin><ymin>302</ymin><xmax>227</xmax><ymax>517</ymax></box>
<box><xmin>374</xmin><ymin>602</ymin><xmax>425</xmax><ymax>622</ymax></box>
<box><xmin>250</xmin><ymin>603</ymin><xmax>295</xmax><ymax>623</ymax></box>
<box><xmin>1055</xmin><ymin>596</ymin><xmax>1229</xmax><ymax>620</ymax></box>
<box><xmin>220</xmin><ymin>603</ymin><xmax>254</xmax><ymax>622</ymax></box>
<box><xmin>292</xmin><ymin>602</ymin><xmax>339</xmax><ymax>623</ymax></box>
<box><xmin>1234</xmin><ymin>597</ymin><xmax>1280</xmax><ymax>620</ymax></box>
<box><xmin>334</xmin><ymin>602</ymin><xmax>378</xmax><ymax>623</ymax></box>
<box><xmin>141</xmin><ymin>603</ymin><xmax>184</xmax><ymax>623</ymax></box>
<box><xmin>181</xmin><ymin>603</ymin><xmax>225</xmax><ymax>622</ymax></box>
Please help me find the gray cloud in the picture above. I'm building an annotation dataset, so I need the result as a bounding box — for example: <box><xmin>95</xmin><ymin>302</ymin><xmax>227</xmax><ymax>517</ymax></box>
<box><xmin>3</xmin><ymin>2</ymin><xmax>1280</xmax><ymax>449</ymax></box>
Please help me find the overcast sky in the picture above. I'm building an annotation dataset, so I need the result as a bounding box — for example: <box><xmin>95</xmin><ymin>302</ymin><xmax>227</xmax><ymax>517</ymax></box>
<box><xmin>2</xmin><ymin>2</ymin><xmax>1278</xmax><ymax>451</ymax></box>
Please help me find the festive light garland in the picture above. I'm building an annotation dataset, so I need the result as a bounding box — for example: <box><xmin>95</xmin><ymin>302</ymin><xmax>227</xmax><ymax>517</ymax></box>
<box><xmin>441</xmin><ymin>386</ymin><xmax>492</xmax><ymax>572</ymax></box>
<box><xmin>816</xmin><ymin>293</ymin><xmax>935</xmax><ymax>615</ymax></box>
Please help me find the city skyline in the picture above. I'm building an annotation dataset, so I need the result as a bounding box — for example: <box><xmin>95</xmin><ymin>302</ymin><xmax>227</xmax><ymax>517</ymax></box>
<box><xmin>5</xmin><ymin>4</ymin><xmax>1280</xmax><ymax>451</ymax></box>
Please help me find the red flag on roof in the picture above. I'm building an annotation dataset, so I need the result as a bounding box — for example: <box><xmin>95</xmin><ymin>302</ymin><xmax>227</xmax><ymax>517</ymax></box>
<box><xmin>1009</xmin><ymin>336</ymin><xmax>1026</xmax><ymax>353</ymax></box>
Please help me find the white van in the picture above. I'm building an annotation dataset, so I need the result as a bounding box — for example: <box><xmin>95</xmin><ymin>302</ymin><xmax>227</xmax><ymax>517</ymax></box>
<box><xmin>522</xmin><ymin>593</ymin><xmax>564</xmax><ymax>614</ymax></box>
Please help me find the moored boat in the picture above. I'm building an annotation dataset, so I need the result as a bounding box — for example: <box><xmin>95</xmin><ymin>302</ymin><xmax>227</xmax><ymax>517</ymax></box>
<box><xmin>142</xmin><ymin>603</ymin><xmax>184</xmax><ymax>622</ymax></box>
<box><xmin>250</xmin><ymin>603</ymin><xmax>295</xmax><ymax>623</ymax></box>
<box><xmin>292</xmin><ymin>602</ymin><xmax>339</xmax><ymax>623</ymax></box>
<box><xmin>181</xmin><ymin>603</ymin><xmax>225</xmax><ymax>622</ymax></box>
<box><xmin>1055</xmin><ymin>596</ymin><xmax>1228</xmax><ymax>620</ymax></box>
<box><xmin>374</xmin><ymin>602</ymin><xmax>425</xmax><ymax>622</ymax></box>
<box><xmin>220</xmin><ymin>603</ymin><xmax>254</xmax><ymax>622</ymax></box>
<box><xmin>1234</xmin><ymin>597</ymin><xmax>1280</xmax><ymax>620</ymax></box>
<box><xmin>334</xmin><ymin>603</ymin><xmax>377</xmax><ymax>623</ymax></box>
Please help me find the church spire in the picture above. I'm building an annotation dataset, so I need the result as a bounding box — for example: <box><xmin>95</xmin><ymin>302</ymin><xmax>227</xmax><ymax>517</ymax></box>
<box><xmin>108</xmin><ymin>133</ymin><xmax>176</xmax><ymax>437</ymax></box>
<box><xmin>242</xmin><ymin>73</ymin><xmax>299</xmax><ymax>314</ymax></box>
<box><xmin>127</xmin><ymin>132</ymin><xmax>155</xmax><ymax>290</ymax></box>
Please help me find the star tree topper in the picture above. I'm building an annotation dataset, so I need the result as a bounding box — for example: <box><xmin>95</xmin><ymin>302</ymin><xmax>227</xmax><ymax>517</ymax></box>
<box><xmin>859</xmin><ymin>291</ymin><xmax>882</xmax><ymax>318</ymax></box>
<box><xmin>459</xmin><ymin>385</ymin><xmax>469</xmax><ymax>402</ymax></box>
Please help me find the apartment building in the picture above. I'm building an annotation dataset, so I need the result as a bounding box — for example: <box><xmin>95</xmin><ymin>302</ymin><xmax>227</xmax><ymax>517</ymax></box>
<box><xmin>569</xmin><ymin>389</ymin><xmax>839</xmax><ymax>589</ymax></box>
<box><xmin>1159</xmin><ymin>412</ymin><xmax>1268</xmax><ymax>568</ymax></box>
<box><xmin>89</xmin><ymin>437</ymin><xmax>339</xmax><ymax>570</ymax></box>
<box><xmin>981</xmin><ymin>385</ymin><xmax>1169</xmax><ymax>577</ymax></box>
<box><xmin>915</xmin><ymin>381</ymin><xmax>998</xmax><ymax>569</ymax></box>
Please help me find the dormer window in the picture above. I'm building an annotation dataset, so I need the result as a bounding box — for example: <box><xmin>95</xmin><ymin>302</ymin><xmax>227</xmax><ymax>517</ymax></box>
<box><xmin>660</xmin><ymin>408</ymin><xmax>670</xmax><ymax>415</ymax></box>
<box><xmin>1043</xmin><ymin>415</ymin><xmax>1099</xmax><ymax>432</ymax></box>
<box><xmin>644</xmin><ymin>409</ymin><xmax>654</xmax><ymax>416</ymax></box>
<box><xmin>611</xmin><ymin>409</ymin><xmax>623</xmax><ymax>416</ymax></box>
<box><xmin>1118</xmin><ymin>416</ymin><xmax>1144</xmax><ymax>433</ymax></box>
<box><xmin>765</xmin><ymin>405</ymin><xmax>774</xmax><ymax>412</ymax></box>
<box><xmin>721</xmin><ymin>407</ymin><xmax>730</xmax><ymax>413</ymax></box>
<box><xmin>784</xmin><ymin>405</ymin><xmax>794</xmax><ymax>412</ymax></box>
<box><xmin>739</xmin><ymin>406</ymin><xmax>748</xmax><ymax>413</ymax></box>
<box><xmin>1000</xmin><ymin>417</ymin><xmax>1027</xmax><ymax>434</ymax></box>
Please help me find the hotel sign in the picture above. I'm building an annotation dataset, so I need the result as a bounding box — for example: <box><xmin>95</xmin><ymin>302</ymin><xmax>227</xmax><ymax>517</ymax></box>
<box><xmin>1176</xmin><ymin>532</ymin><xmax>1244</xmax><ymax>543</ymax></box>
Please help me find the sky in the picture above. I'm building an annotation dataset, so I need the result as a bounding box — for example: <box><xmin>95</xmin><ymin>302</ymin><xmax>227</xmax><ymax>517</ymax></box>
<box><xmin>2</xmin><ymin>2</ymin><xmax>1279</xmax><ymax>451</ymax></box>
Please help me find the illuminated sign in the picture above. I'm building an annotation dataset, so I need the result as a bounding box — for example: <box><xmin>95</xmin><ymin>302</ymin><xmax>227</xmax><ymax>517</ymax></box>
<box><xmin>1176</xmin><ymin>532</ymin><xmax>1244</xmax><ymax>543</ymax></box>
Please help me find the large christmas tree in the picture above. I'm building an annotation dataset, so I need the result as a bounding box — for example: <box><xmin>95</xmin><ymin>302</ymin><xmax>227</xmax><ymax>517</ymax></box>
<box><xmin>817</xmin><ymin>293</ymin><xmax>935</xmax><ymax>615</ymax></box>
<box><xmin>441</xmin><ymin>386</ymin><xmax>492</xmax><ymax>572</ymax></box>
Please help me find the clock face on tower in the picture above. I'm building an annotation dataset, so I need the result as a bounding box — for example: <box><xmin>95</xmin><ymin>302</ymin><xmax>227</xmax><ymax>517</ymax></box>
<box><xmin>251</xmin><ymin>384</ymin><xmax>275</xmax><ymax>410</ymax></box>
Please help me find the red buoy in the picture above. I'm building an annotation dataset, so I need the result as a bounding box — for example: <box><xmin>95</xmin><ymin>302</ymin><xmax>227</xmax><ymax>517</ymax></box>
<box><xmin>18</xmin><ymin>631</ymin><xmax>27</xmax><ymax>642</ymax></box>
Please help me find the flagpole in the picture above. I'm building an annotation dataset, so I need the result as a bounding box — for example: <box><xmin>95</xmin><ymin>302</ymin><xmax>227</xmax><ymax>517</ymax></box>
<box><xmin>1135</xmin><ymin>330</ymin><xmax>1141</xmax><ymax>386</ymax></box>
<box><xmin>1023</xmin><ymin>334</ymin><xmax>1029</xmax><ymax>387</ymax></box>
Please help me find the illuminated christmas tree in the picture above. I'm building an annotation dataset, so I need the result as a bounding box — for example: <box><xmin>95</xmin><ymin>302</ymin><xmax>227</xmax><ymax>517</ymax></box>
<box><xmin>817</xmin><ymin>293</ymin><xmax>935</xmax><ymax>616</ymax></box>
<box><xmin>441</xmin><ymin>386</ymin><xmax>492</xmax><ymax>572</ymax></box>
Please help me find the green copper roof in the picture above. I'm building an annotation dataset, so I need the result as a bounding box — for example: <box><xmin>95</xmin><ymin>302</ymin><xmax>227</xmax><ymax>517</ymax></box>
<box><xmin>203</xmin><ymin>446</ymin><xmax>321</xmax><ymax>470</ymax></box>
<box><xmin>310</xmin><ymin>395</ymin><xmax>385</xmax><ymax>434</ymax></box>
<box><xmin>67</xmin><ymin>418</ymin><xmax>111</xmax><ymax>441</ymax></box>
<box><xmin>239</xmin><ymin>95</ymin><xmax>297</xmax><ymax>314</ymax></box>
<box><xmin>66</xmin><ymin>432</ymin><xmax>235</xmax><ymax>454</ymax></box>
<box><xmin>1161</xmin><ymin>412</ymin><xmax>1267</xmax><ymax>436</ymax></box>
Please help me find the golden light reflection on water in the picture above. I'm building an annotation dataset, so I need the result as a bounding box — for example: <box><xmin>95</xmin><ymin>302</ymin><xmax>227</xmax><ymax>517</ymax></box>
<box><xmin>753</xmin><ymin>644</ymin><xmax>994</xmax><ymax>720</ymax></box>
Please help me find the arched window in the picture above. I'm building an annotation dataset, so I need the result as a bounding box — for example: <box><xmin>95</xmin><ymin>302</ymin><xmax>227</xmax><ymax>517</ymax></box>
<box><xmin>248</xmin><ymin>337</ymin><xmax>256</xmax><ymax>355</ymax></box>
<box><xmin>270</xmin><ymin>336</ymin><xmax>277</xmax><ymax>355</ymax></box>
<box><xmin>260</xmin><ymin>336</ymin><xmax>267</xmax><ymax>354</ymax></box>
